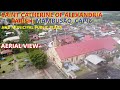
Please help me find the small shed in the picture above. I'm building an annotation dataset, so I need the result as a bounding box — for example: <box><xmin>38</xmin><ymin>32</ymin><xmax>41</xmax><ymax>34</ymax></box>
<box><xmin>85</xmin><ymin>54</ymin><xmax>106</xmax><ymax>70</ymax></box>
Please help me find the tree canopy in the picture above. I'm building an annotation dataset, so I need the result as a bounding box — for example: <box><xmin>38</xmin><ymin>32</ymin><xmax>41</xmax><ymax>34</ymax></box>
<box><xmin>29</xmin><ymin>49</ymin><xmax>47</xmax><ymax>69</ymax></box>
<box><xmin>19</xmin><ymin>30</ymin><xmax>31</xmax><ymax>44</ymax></box>
<box><xmin>0</xmin><ymin>26</ymin><xmax>5</xmax><ymax>43</ymax></box>
<box><xmin>19</xmin><ymin>30</ymin><xmax>32</xmax><ymax>53</ymax></box>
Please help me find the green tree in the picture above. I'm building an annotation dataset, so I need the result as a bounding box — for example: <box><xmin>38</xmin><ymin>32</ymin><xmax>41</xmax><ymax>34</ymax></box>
<box><xmin>0</xmin><ymin>54</ymin><xmax>2</xmax><ymax>59</ymax></box>
<box><xmin>7</xmin><ymin>18</ymin><xmax>12</xmax><ymax>24</ymax></box>
<box><xmin>14</xmin><ymin>30</ymin><xmax>18</xmax><ymax>36</ymax></box>
<box><xmin>12</xmin><ymin>48</ymin><xmax>21</xmax><ymax>54</ymax></box>
<box><xmin>27</xmin><ymin>48</ymin><xmax>38</xmax><ymax>53</ymax></box>
<box><xmin>29</xmin><ymin>49</ymin><xmax>47</xmax><ymax>69</ymax></box>
<box><xmin>0</xmin><ymin>27</ymin><xmax>5</xmax><ymax>43</ymax></box>
<box><xmin>19</xmin><ymin>30</ymin><xmax>32</xmax><ymax>53</ymax></box>
<box><xmin>19</xmin><ymin>30</ymin><xmax>31</xmax><ymax>44</ymax></box>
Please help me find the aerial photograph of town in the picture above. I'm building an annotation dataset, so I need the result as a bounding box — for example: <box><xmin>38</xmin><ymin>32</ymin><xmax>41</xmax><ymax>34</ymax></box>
<box><xmin>1</xmin><ymin>11</ymin><xmax>120</xmax><ymax>79</ymax></box>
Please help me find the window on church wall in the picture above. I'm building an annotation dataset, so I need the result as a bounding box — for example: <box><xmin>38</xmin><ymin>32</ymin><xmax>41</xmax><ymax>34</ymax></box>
<box><xmin>76</xmin><ymin>56</ymin><xmax>78</xmax><ymax>60</ymax></box>
<box><xmin>101</xmin><ymin>50</ymin><xmax>104</xmax><ymax>54</ymax></box>
<box><xmin>67</xmin><ymin>58</ymin><xmax>70</xmax><ymax>62</ymax></box>
<box><xmin>74</xmin><ymin>57</ymin><xmax>76</xmax><ymax>63</ymax></box>
<box><xmin>66</xmin><ymin>59</ymin><xmax>68</xmax><ymax>61</ymax></box>
<box><xmin>98</xmin><ymin>50</ymin><xmax>102</xmax><ymax>54</ymax></box>
<box><xmin>71</xmin><ymin>58</ymin><xmax>73</xmax><ymax>62</ymax></box>
<box><xmin>98</xmin><ymin>50</ymin><xmax>102</xmax><ymax>55</ymax></box>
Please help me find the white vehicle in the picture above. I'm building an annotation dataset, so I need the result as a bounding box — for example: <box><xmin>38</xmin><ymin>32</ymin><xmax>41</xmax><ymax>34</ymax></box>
<box><xmin>101</xmin><ymin>32</ymin><xmax>109</xmax><ymax>36</ymax></box>
<box><xmin>108</xmin><ymin>31</ymin><xmax>115</xmax><ymax>35</ymax></box>
<box><xmin>5</xmin><ymin>31</ymin><xmax>14</xmax><ymax>36</ymax></box>
<box><xmin>38</xmin><ymin>32</ymin><xmax>47</xmax><ymax>37</ymax></box>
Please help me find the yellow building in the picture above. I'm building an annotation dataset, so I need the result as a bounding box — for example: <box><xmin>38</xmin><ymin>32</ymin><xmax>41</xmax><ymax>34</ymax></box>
<box><xmin>47</xmin><ymin>36</ymin><xmax>117</xmax><ymax>69</ymax></box>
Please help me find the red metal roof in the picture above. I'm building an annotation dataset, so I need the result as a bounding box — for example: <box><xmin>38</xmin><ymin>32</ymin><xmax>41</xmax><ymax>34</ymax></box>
<box><xmin>55</xmin><ymin>36</ymin><xmax>117</xmax><ymax>61</ymax></box>
<box><xmin>83</xmin><ymin>35</ymin><xmax>93</xmax><ymax>41</ymax></box>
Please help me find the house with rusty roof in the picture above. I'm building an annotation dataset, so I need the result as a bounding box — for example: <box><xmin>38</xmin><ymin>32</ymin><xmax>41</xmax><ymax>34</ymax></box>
<box><xmin>29</xmin><ymin>34</ymin><xmax>40</xmax><ymax>41</ymax></box>
<box><xmin>0</xmin><ymin>49</ymin><xmax>12</xmax><ymax>56</ymax></box>
<box><xmin>53</xmin><ymin>35</ymin><xmax>75</xmax><ymax>47</ymax></box>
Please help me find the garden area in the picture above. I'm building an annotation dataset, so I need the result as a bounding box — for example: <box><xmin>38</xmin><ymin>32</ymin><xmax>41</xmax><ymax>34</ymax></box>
<box><xmin>0</xmin><ymin>52</ymin><xmax>30</xmax><ymax>75</ymax></box>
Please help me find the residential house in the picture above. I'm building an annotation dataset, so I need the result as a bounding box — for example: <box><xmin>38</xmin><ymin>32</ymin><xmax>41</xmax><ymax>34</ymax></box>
<box><xmin>3</xmin><ymin>36</ymin><xmax>20</xmax><ymax>43</ymax></box>
<box><xmin>0</xmin><ymin>49</ymin><xmax>12</xmax><ymax>56</ymax></box>
<box><xmin>29</xmin><ymin>34</ymin><xmax>40</xmax><ymax>41</ymax></box>
<box><xmin>54</xmin><ymin>35</ymin><xmax>75</xmax><ymax>47</ymax></box>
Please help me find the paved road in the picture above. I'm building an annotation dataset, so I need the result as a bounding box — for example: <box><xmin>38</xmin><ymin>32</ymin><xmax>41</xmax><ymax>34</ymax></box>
<box><xmin>45</xmin><ymin>60</ymin><xmax>67</xmax><ymax>79</ymax></box>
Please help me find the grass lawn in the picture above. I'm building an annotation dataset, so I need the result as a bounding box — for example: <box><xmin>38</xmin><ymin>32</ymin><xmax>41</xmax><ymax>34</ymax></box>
<box><xmin>0</xmin><ymin>52</ymin><xmax>30</xmax><ymax>75</ymax></box>
<box><xmin>75</xmin><ymin>64</ymin><xmax>90</xmax><ymax>77</ymax></box>
<box><xmin>0</xmin><ymin>65</ymin><xmax>14</xmax><ymax>75</ymax></box>
<box><xmin>15</xmin><ymin>52</ymin><xmax>29</xmax><ymax>59</ymax></box>
<box><xmin>0</xmin><ymin>55</ymin><xmax>14</xmax><ymax>66</ymax></box>
<box><xmin>19</xmin><ymin>61</ymin><xmax>26</xmax><ymax>69</ymax></box>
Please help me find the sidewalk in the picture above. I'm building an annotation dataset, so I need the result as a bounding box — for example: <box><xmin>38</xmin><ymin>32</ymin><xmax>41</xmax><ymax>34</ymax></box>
<box><xmin>43</xmin><ymin>69</ymin><xmax>53</xmax><ymax>79</ymax></box>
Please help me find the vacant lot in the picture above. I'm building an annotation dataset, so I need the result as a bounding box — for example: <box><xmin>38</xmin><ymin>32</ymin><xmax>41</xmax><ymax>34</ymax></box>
<box><xmin>75</xmin><ymin>64</ymin><xmax>91</xmax><ymax>78</ymax></box>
